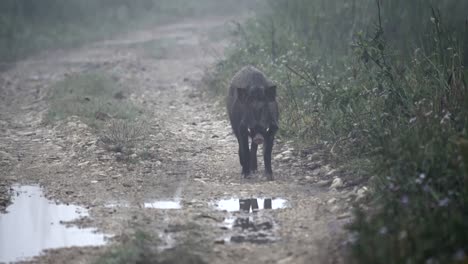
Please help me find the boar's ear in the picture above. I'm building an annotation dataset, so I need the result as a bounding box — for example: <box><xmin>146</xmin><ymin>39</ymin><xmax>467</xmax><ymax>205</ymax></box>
<box><xmin>265</xmin><ymin>85</ymin><xmax>277</xmax><ymax>101</ymax></box>
<box><xmin>237</xmin><ymin>88</ymin><xmax>248</xmax><ymax>103</ymax></box>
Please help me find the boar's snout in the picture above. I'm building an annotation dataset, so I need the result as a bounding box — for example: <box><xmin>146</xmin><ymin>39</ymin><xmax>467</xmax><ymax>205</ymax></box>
<box><xmin>253</xmin><ymin>133</ymin><xmax>264</xmax><ymax>145</ymax></box>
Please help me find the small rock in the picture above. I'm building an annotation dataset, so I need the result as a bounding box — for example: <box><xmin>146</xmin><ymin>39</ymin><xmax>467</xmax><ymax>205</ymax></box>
<box><xmin>281</xmin><ymin>150</ymin><xmax>292</xmax><ymax>156</ymax></box>
<box><xmin>311</xmin><ymin>168</ymin><xmax>321</xmax><ymax>176</ymax></box>
<box><xmin>337</xmin><ymin>213</ymin><xmax>351</xmax><ymax>220</ymax></box>
<box><xmin>317</xmin><ymin>180</ymin><xmax>331</xmax><ymax>187</ymax></box>
<box><xmin>330</xmin><ymin>178</ymin><xmax>343</xmax><ymax>189</ymax></box>
<box><xmin>326</xmin><ymin>169</ymin><xmax>337</xmax><ymax>176</ymax></box>
<box><xmin>17</xmin><ymin>131</ymin><xmax>36</xmax><ymax>136</ymax></box>
<box><xmin>356</xmin><ymin>187</ymin><xmax>368</xmax><ymax>201</ymax></box>
<box><xmin>274</xmin><ymin>154</ymin><xmax>283</xmax><ymax>160</ymax></box>
<box><xmin>307</xmin><ymin>162</ymin><xmax>320</xmax><ymax>170</ymax></box>
<box><xmin>78</xmin><ymin>161</ymin><xmax>89</xmax><ymax>167</ymax></box>
<box><xmin>327</xmin><ymin>198</ymin><xmax>337</xmax><ymax>204</ymax></box>
<box><xmin>330</xmin><ymin>205</ymin><xmax>340</xmax><ymax>213</ymax></box>
<box><xmin>155</xmin><ymin>133</ymin><xmax>165</xmax><ymax>141</ymax></box>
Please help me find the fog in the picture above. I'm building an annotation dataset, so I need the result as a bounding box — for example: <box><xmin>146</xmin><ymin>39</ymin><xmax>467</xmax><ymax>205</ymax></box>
<box><xmin>0</xmin><ymin>1</ymin><xmax>467</xmax><ymax>264</ymax></box>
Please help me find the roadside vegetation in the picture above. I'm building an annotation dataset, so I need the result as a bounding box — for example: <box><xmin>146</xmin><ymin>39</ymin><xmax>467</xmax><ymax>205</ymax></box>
<box><xmin>45</xmin><ymin>73</ymin><xmax>141</xmax><ymax>129</ymax></box>
<box><xmin>95</xmin><ymin>229</ymin><xmax>208</xmax><ymax>264</ymax></box>
<box><xmin>0</xmin><ymin>0</ymin><xmax>253</xmax><ymax>64</ymax></box>
<box><xmin>207</xmin><ymin>0</ymin><xmax>468</xmax><ymax>263</ymax></box>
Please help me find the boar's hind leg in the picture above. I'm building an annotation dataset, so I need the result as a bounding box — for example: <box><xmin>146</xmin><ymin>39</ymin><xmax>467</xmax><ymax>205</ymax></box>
<box><xmin>250</xmin><ymin>142</ymin><xmax>258</xmax><ymax>172</ymax></box>
<box><xmin>263</xmin><ymin>133</ymin><xmax>276</xmax><ymax>181</ymax></box>
<box><xmin>238</xmin><ymin>128</ymin><xmax>251</xmax><ymax>177</ymax></box>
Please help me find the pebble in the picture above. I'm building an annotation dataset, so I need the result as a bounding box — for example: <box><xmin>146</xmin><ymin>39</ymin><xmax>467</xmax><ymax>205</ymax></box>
<box><xmin>274</xmin><ymin>154</ymin><xmax>283</xmax><ymax>160</ymax></box>
<box><xmin>356</xmin><ymin>186</ymin><xmax>368</xmax><ymax>201</ymax></box>
<box><xmin>330</xmin><ymin>177</ymin><xmax>343</xmax><ymax>189</ymax></box>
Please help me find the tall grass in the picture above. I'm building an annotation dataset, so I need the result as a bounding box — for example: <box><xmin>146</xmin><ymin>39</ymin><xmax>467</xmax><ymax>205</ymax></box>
<box><xmin>208</xmin><ymin>0</ymin><xmax>468</xmax><ymax>262</ymax></box>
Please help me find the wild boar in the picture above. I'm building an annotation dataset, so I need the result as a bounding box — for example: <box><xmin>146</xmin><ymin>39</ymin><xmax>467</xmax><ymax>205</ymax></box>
<box><xmin>226</xmin><ymin>65</ymin><xmax>279</xmax><ymax>181</ymax></box>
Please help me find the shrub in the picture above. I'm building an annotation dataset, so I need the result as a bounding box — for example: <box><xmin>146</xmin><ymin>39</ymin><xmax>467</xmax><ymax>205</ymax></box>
<box><xmin>207</xmin><ymin>0</ymin><xmax>468</xmax><ymax>262</ymax></box>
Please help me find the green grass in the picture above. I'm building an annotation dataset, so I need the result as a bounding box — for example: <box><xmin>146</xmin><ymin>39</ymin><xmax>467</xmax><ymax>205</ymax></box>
<box><xmin>45</xmin><ymin>73</ymin><xmax>141</xmax><ymax>129</ymax></box>
<box><xmin>95</xmin><ymin>230</ymin><xmax>207</xmax><ymax>264</ymax></box>
<box><xmin>95</xmin><ymin>231</ymin><xmax>159</xmax><ymax>264</ymax></box>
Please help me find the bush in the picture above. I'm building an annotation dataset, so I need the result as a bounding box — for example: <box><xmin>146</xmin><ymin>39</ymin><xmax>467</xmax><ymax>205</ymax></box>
<box><xmin>99</xmin><ymin>119</ymin><xmax>149</xmax><ymax>153</ymax></box>
<box><xmin>207</xmin><ymin>0</ymin><xmax>468</xmax><ymax>262</ymax></box>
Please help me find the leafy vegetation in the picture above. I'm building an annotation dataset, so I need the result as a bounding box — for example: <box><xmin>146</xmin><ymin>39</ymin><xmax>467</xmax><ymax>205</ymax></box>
<box><xmin>0</xmin><ymin>0</ymin><xmax>253</xmax><ymax>63</ymax></box>
<box><xmin>208</xmin><ymin>0</ymin><xmax>468</xmax><ymax>263</ymax></box>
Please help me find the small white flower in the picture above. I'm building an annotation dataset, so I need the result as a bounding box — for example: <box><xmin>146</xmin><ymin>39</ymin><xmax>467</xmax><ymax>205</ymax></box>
<box><xmin>409</xmin><ymin>117</ymin><xmax>417</xmax><ymax>123</ymax></box>
<box><xmin>438</xmin><ymin>198</ymin><xmax>450</xmax><ymax>207</ymax></box>
<box><xmin>440</xmin><ymin>111</ymin><xmax>451</xmax><ymax>124</ymax></box>
<box><xmin>401</xmin><ymin>195</ymin><xmax>409</xmax><ymax>204</ymax></box>
<box><xmin>379</xmin><ymin>226</ymin><xmax>388</xmax><ymax>235</ymax></box>
<box><xmin>398</xmin><ymin>230</ymin><xmax>407</xmax><ymax>240</ymax></box>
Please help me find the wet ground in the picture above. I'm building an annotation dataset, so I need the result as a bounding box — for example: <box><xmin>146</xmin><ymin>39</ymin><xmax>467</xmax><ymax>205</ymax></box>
<box><xmin>0</xmin><ymin>185</ymin><xmax>109</xmax><ymax>263</ymax></box>
<box><xmin>0</xmin><ymin>15</ymin><xmax>358</xmax><ymax>264</ymax></box>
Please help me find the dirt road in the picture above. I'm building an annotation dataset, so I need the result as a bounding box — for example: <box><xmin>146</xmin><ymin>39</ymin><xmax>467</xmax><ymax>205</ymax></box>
<box><xmin>0</xmin><ymin>16</ymin><xmax>353</xmax><ymax>264</ymax></box>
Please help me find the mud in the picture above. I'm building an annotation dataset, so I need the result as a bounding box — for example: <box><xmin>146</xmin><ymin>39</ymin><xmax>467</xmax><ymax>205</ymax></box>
<box><xmin>0</xmin><ymin>15</ymin><xmax>357</xmax><ymax>264</ymax></box>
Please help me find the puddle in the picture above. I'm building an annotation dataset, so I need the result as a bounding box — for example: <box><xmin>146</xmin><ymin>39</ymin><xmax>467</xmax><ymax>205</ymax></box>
<box><xmin>214</xmin><ymin>198</ymin><xmax>288</xmax><ymax>212</ymax></box>
<box><xmin>219</xmin><ymin>216</ymin><xmax>277</xmax><ymax>244</ymax></box>
<box><xmin>0</xmin><ymin>185</ymin><xmax>109</xmax><ymax>263</ymax></box>
<box><xmin>144</xmin><ymin>200</ymin><xmax>181</xmax><ymax>209</ymax></box>
<box><xmin>213</xmin><ymin>197</ymin><xmax>287</xmax><ymax>245</ymax></box>
<box><xmin>104</xmin><ymin>201</ymin><xmax>130</xmax><ymax>208</ymax></box>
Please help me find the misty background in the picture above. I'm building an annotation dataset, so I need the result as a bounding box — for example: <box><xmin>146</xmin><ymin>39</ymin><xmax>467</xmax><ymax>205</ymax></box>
<box><xmin>1</xmin><ymin>0</ymin><xmax>468</xmax><ymax>263</ymax></box>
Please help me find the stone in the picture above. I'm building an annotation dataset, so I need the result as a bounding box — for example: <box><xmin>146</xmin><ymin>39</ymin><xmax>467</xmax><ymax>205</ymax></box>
<box><xmin>356</xmin><ymin>187</ymin><xmax>368</xmax><ymax>201</ymax></box>
<box><xmin>317</xmin><ymin>180</ymin><xmax>331</xmax><ymax>187</ymax></box>
<box><xmin>330</xmin><ymin>177</ymin><xmax>343</xmax><ymax>189</ymax></box>
<box><xmin>274</xmin><ymin>154</ymin><xmax>283</xmax><ymax>160</ymax></box>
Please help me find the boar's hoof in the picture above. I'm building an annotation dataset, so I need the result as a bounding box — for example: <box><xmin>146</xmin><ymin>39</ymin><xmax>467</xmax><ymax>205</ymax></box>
<box><xmin>265</xmin><ymin>172</ymin><xmax>274</xmax><ymax>181</ymax></box>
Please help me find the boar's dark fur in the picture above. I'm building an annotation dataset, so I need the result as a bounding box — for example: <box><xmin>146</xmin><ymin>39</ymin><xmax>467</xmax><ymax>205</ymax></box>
<box><xmin>226</xmin><ymin>65</ymin><xmax>279</xmax><ymax>180</ymax></box>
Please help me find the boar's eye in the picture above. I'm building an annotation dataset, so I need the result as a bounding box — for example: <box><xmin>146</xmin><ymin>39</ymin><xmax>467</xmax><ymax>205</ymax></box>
<box><xmin>265</xmin><ymin>85</ymin><xmax>277</xmax><ymax>101</ymax></box>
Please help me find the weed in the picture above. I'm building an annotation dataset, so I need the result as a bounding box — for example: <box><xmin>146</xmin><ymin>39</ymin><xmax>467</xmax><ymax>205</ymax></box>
<box><xmin>44</xmin><ymin>73</ymin><xmax>141</xmax><ymax>129</ymax></box>
<box><xmin>206</xmin><ymin>0</ymin><xmax>468</xmax><ymax>262</ymax></box>
<box><xmin>99</xmin><ymin>119</ymin><xmax>149</xmax><ymax>153</ymax></box>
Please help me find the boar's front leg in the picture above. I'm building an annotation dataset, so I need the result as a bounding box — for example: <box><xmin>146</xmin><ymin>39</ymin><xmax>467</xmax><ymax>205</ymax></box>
<box><xmin>250</xmin><ymin>141</ymin><xmax>258</xmax><ymax>173</ymax></box>
<box><xmin>263</xmin><ymin>127</ymin><xmax>277</xmax><ymax>181</ymax></box>
<box><xmin>238</xmin><ymin>125</ymin><xmax>251</xmax><ymax>177</ymax></box>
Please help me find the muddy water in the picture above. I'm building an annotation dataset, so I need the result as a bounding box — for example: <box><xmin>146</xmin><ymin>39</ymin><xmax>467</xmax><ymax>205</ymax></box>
<box><xmin>0</xmin><ymin>185</ymin><xmax>109</xmax><ymax>263</ymax></box>
<box><xmin>214</xmin><ymin>198</ymin><xmax>288</xmax><ymax>212</ymax></box>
